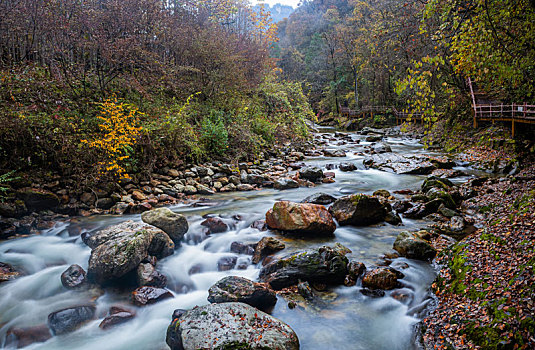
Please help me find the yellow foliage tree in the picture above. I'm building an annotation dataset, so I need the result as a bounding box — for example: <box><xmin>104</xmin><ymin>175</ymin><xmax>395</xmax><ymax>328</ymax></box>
<box><xmin>81</xmin><ymin>98</ymin><xmax>143</xmax><ymax>179</ymax></box>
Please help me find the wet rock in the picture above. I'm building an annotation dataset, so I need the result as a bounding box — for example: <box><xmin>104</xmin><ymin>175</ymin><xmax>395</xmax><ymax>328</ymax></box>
<box><xmin>166</xmin><ymin>302</ymin><xmax>299</xmax><ymax>350</ymax></box>
<box><xmin>207</xmin><ymin>276</ymin><xmax>277</xmax><ymax>312</ymax></box>
<box><xmin>259</xmin><ymin>246</ymin><xmax>349</xmax><ymax>290</ymax></box>
<box><xmin>426</xmin><ymin>188</ymin><xmax>456</xmax><ymax>209</ymax></box>
<box><xmin>5</xmin><ymin>325</ymin><xmax>51</xmax><ymax>348</ymax></box>
<box><xmin>339</xmin><ymin>162</ymin><xmax>357</xmax><ymax>172</ymax></box>
<box><xmin>137</xmin><ymin>263</ymin><xmax>167</xmax><ymax>287</ymax></box>
<box><xmin>141</xmin><ymin>207</ymin><xmax>188</xmax><ymax>243</ymax></box>
<box><xmin>250</xmin><ymin>220</ymin><xmax>268</xmax><ymax>231</ymax></box>
<box><xmin>323</xmin><ymin>149</ymin><xmax>346</xmax><ymax>157</ymax></box>
<box><xmin>266</xmin><ymin>201</ymin><xmax>336</xmax><ymax>236</ymax></box>
<box><xmin>230</xmin><ymin>241</ymin><xmax>255</xmax><ymax>255</ymax></box>
<box><xmin>372</xmin><ymin>142</ymin><xmax>392</xmax><ymax>153</ymax></box>
<box><xmin>364</xmin><ymin>153</ymin><xmax>435</xmax><ymax>175</ymax></box>
<box><xmin>61</xmin><ymin>264</ymin><xmax>87</xmax><ymax>289</ymax></box>
<box><xmin>252</xmin><ymin>237</ymin><xmax>285</xmax><ymax>264</ymax></box>
<box><xmin>373</xmin><ymin>189</ymin><xmax>391</xmax><ymax>198</ymax></box>
<box><xmin>393</xmin><ymin>231</ymin><xmax>437</xmax><ymax>261</ymax></box>
<box><xmin>392</xmin><ymin>200</ymin><xmax>413</xmax><ymax>213</ymax></box>
<box><xmin>85</xmin><ymin>221</ymin><xmax>174</xmax><ymax>284</ymax></box>
<box><xmin>362</xmin><ymin>267</ymin><xmax>401</xmax><ymax>290</ymax></box>
<box><xmin>132</xmin><ymin>286</ymin><xmax>173</xmax><ymax>306</ymax></box>
<box><xmin>0</xmin><ymin>201</ymin><xmax>27</xmax><ymax>218</ymax></box>
<box><xmin>329</xmin><ymin>194</ymin><xmax>387</xmax><ymax>226</ymax></box>
<box><xmin>99</xmin><ymin>306</ymin><xmax>136</xmax><ymax>330</ymax></box>
<box><xmin>298</xmin><ymin>166</ymin><xmax>324</xmax><ymax>183</ymax></box>
<box><xmin>237</xmin><ymin>184</ymin><xmax>255</xmax><ymax>191</ymax></box>
<box><xmin>18</xmin><ymin>188</ymin><xmax>60</xmax><ymax>211</ymax></box>
<box><xmin>385</xmin><ymin>211</ymin><xmax>402</xmax><ymax>225</ymax></box>
<box><xmin>301</xmin><ymin>192</ymin><xmax>336</xmax><ymax>205</ymax></box>
<box><xmin>438</xmin><ymin>205</ymin><xmax>458</xmax><ymax>218</ymax></box>
<box><xmin>0</xmin><ymin>262</ymin><xmax>20</xmax><ymax>283</ymax></box>
<box><xmin>297</xmin><ymin>281</ymin><xmax>315</xmax><ymax>300</ymax></box>
<box><xmin>201</xmin><ymin>217</ymin><xmax>228</xmax><ymax>234</ymax></box>
<box><xmin>344</xmin><ymin>261</ymin><xmax>366</xmax><ymax>286</ymax></box>
<box><xmin>48</xmin><ymin>305</ymin><xmax>96</xmax><ymax>335</ymax></box>
<box><xmin>421</xmin><ymin>176</ymin><xmax>453</xmax><ymax>193</ymax></box>
<box><xmin>360</xmin><ymin>288</ymin><xmax>385</xmax><ymax>297</ymax></box>
<box><xmin>365</xmin><ymin>134</ymin><xmax>382</xmax><ymax>142</ymax></box>
<box><xmin>274</xmin><ymin>178</ymin><xmax>299</xmax><ymax>190</ymax></box>
<box><xmin>217</xmin><ymin>256</ymin><xmax>238</xmax><ymax>271</ymax></box>
<box><xmin>96</xmin><ymin>198</ymin><xmax>115</xmax><ymax>210</ymax></box>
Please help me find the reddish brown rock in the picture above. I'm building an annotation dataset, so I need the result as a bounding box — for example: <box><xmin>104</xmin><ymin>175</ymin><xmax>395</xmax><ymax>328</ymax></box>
<box><xmin>265</xmin><ymin>201</ymin><xmax>336</xmax><ymax>236</ymax></box>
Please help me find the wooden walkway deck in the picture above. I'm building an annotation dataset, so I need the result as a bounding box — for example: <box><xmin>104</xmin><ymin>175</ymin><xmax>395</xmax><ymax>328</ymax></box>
<box><xmin>468</xmin><ymin>78</ymin><xmax>535</xmax><ymax>136</ymax></box>
<box><xmin>339</xmin><ymin>105</ymin><xmax>423</xmax><ymax>125</ymax></box>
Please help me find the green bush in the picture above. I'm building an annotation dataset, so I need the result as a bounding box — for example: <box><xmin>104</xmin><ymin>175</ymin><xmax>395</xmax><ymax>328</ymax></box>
<box><xmin>199</xmin><ymin>109</ymin><xmax>229</xmax><ymax>156</ymax></box>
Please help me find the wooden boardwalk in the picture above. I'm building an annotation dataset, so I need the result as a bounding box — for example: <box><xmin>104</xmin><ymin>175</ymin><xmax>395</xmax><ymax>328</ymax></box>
<box><xmin>339</xmin><ymin>105</ymin><xmax>423</xmax><ymax>125</ymax></box>
<box><xmin>468</xmin><ymin>78</ymin><xmax>535</xmax><ymax>136</ymax></box>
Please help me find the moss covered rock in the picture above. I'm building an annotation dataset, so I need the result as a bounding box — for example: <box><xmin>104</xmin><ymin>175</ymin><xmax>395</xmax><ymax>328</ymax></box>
<box><xmin>329</xmin><ymin>194</ymin><xmax>387</xmax><ymax>226</ymax></box>
<box><xmin>393</xmin><ymin>231</ymin><xmax>437</xmax><ymax>261</ymax></box>
<box><xmin>207</xmin><ymin>276</ymin><xmax>277</xmax><ymax>312</ymax></box>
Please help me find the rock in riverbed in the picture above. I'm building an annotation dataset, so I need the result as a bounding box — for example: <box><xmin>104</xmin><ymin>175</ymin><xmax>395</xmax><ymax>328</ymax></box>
<box><xmin>166</xmin><ymin>302</ymin><xmax>299</xmax><ymax>350</ymax></box>
<box><xmin>259</xmin><ymin>245</ymin><xmax>349</xmax><ymax>290</ymax></box>
<box><xmin>329</xmin><ymin>194</ymin><xmax>387</xmax><ymax>226</ymax></box>
<box><xmin>141</xmin><ymin>207</ymin><xmax>188</xmax><ymax>243</ymax></box>
<box><xmin>266</xmin><ymin>201</ymin><xmax>336</xmax><ymax>236</ymax></box>
<box><xmin>393</xmin><ymin>231</ymin><xmax>437</xmax><ymax>261</ymax></box>
<box><xmin>48</xmin><ymin>305</ymin><xmax>96</xmax><ymax>335</ymax></box>
<box><xmin>61</xmin><ymin>264</ymin><xmax>87</xmax><ymax>289</ymax></box>
<box><xmin>207</xmin><ymin>276</ymin><xmax>277</xmax><ymax>311</ymax></box>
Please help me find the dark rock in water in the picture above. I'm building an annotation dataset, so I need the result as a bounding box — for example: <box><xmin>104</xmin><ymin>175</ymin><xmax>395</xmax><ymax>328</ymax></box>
<box><xmin>392</xmin><ymin>200</ymin><xmax>412</xmax><ymax>213</ymax></box>
<box><xmin>61</xmin><ymin>264</ymin><xmax>87</xmax><ymax>289</ymax></box>
<box><xmin>329</xmin><ymin>194</ymin><xmax>387</xmax><ymax>226</ymax></box>
<box><xmin>298</xmin><ymin>166</ymin><xmax>324</xmax><ymax>183</ymax></box>
<box><xmin>86</xmin><ymin>221</ymin><xmax>174</xmax><ymax>285</ymax></box>
<box><xmin>365</xmin><ymin>134</ymin><xmax>382</xmax><ymax>142</ymax></box>
<box><xmin>364</xmin><ymin>153</ymin><xmax>435</xmax><ymax>175</ymax></box>
<box><xmin>252</xmin><ymin>237</ymin><xmax>285</xmax><ymax>264</ymax></box>
<box><xmin>421</xmin><ymin>176</ymin><xmax>453</xmax><ymax>193</ymax></box>
<box><xmin>18</xmin><ymin>188</ymin><xmax>60</xmax><ymax>211</ymax></box>
<box><xmin>217</xmin><ymin>256</ymin><xmax>237</xmax><ymax>271</ymax></box>
<box><xmin>362</xmin><ymin>267</ymin><xmax>402</xmax><ymax>290</ymax></box>
<box><xmin>99</xmin><ymin>306</ymin><xmax>136</xmax><ymax>330</ymax></box>
<box><xmin>230</xmin><ymin>241</ymin><xmax>255</xmax><ymax>255</ymax></box>
<box><xmin>339</xmin><ymin>162</ymin><xmax>357</xmax><ymax>172</ymax></box>
<box><xmin>393</xmin><ymin>231</ymin><xmax>436</xmax><ymax>261</ymax></box>
<box><xmin>360</xmin><ymin>288</ymin><xmax>385</xmax><ymax>297</ymax></box>
<box><xmin>250</xmin><ymin>220</ymin><xmax>268</xmax><ymax>231</ymax></box>
<box><xmin>301</xmin><ymin>192</ymin><xmax>336</xmax><ymax>205</ymax></box>
<box><xmin>274</xmin><ymin>178</ymin><xmax>299</xmax><ymax>190</ymax></box>
<box><xmin>266</xmin><ymin>201</ymin><xmax>336</xmax><ymax>237</ymax></box>
<box><xmin>132</xmin><ymin>286</ymin><xmax>173</xmax><ymax>306</ymax></box>
<box><xmin>297</xmin><ymin>281</ymin><xmax>315</xmax><ymax>300</ymax></box>
<box><xmin>373</xmin><ymin>189</ymin><xmax>391</xmax><ymax>198</ymax></box>
<box><xmin>344</xmin><ymin>261</ymin><xmax>366</xmax><ymax>286</ymax></box>
<box><xmin>166</xmin><ymin>302</ymin><xmax>299</xmax><ymax>350</ymax></box>
<box><xmin>141</xmin><ymin>207</ymin><xmax>188</xmax><ymax>243</ymax></box>
<box><xmin>207</xmin><ymin>276</ymin><xmax>277</xmax><ymax>312</ymax></box>
<box><xmin>137</xmin><ymin>263</ymin><xmax>167</xmax><ymax>287</ymax></box>
<box><xmin>0</xmin><ymin>262</ymin><xmax>20</xmax><ymax>283</ymax></box>
<box><xmin>259</xmin><ymin>246</ymin><xmax>349</xmax><ymax>290</ymax></box>
<box><xmin>426</xmin><ymin>188</ymin><xmax>456</xmax><ymax>209</ymax></box>
<box><xmin>5</xmin><ymin>324</ymin><xmax>51</xmax><ymax>348</ymax></box>
<box><xmin>372</xmin><ymin>142</ymin><xmax>391</xmax><ymax>153</ymax></box>
<box><xmin>48</xmin><ymin>305</ymin><xmax>96</xmax><ymax>335</ymax></box>
<box><xmin>323</xmin><ymin>149</ymin><xmax>346</xmax><ymax>157</ymax></box>
<box><xmin>385</xmin><ymin>211</ymin><xmax>402</xmax><ymax>225</ymax></box>
<box><xmin>201</xmin><ymin>217</ymin><xmax>228</xmax><ymax>234</ymax></box>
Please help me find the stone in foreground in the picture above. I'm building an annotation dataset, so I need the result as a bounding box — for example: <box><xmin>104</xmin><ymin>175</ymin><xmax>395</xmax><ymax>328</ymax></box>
<box><xmin>166</xmin><ymin>302</ymin><xmax>299</xmax><ymax>350</ymax></box>
<box><xmin>47</xmin><ymin>305</ymin><xmax>96</xmax><ymax>335</ymax></box>
<box><xmin>329</xmin><ymin>194</ymin><xmax>387</xmax><ymax>226</ymax></box>
<box><xmin>207</xmin><ymin>276</ymin><xmax>277</xmax><ymax>312</ymax></box>
<box><xmin>266</xmin><ymin>201</ymin><xmax>336</xmax><ymax>236</ymax></box>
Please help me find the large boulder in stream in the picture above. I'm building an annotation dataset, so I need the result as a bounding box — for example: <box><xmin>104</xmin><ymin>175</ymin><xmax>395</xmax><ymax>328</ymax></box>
<box><xmin>17</xmin><ymin>188</ymin><xmax>60</xmax><ymax>211</ymax></box>
<box><xmin>266</xmin><ymin>201</ymin><xmax>336</xmax><ymax>236</ymax></box>
<box><xmin>301</xmin><ymin>192</ymin><xmax>337</xmax><ymax>205</ymax></box>
<box><xmin>363</xmin><ymin>153</ymin><xmax>435</xmax><ymax>175</ymax></box>
<box><xmin>166</xmin><ymin>302</ymin><xmax>299</xmax><ymax>350</ymax></box>
<box><xmin>141</xmin><ymin>208</ymin><xmax>188</xmax><ymax>243</ymax></box>
<box><xmin>207</xmin><ymin>276</ymin><xmax>277</xmax><ymax>312</ymax></box>
<box><xmin>259</xmin><ymin>245</ymin><xmax>349</xmax><ymax>290</ymax></box>
<box><xmin>362</xmin><ymin>267</ymin><xmax>403</xmax><ymax>290</ymax></box>
<box><xmin>329</xmin><ymin>194</ymin><xmax>387</xmax><ymax>226</ymax></box>
<box><xmin>61</xmin><ymin>264</ymin><xmax>87</xmax><ymax>289</ymax></box>
<box><xmin>393</xmin><ymin>231</ymin><xmax>437</xmax><ymax>261</ymax></box>
<box><xmin>298</xmin><ymin>166</ymin><xmax>324</xmax><ymax>182</ymax></box>
<box><xmin>85</xmin><ymin>221</ymin><xmax>174</xmax><ymax>285</ymax></box>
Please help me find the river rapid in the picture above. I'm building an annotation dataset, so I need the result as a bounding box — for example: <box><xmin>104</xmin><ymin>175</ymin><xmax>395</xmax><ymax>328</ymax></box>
<box><xmin>0</xmin><ymin>128</ymin><xmax>468</xmax><ymax>350</ymax></box>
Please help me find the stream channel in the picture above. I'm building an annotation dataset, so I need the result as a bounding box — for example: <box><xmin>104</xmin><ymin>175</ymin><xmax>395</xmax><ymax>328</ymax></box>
<box><xmin>0</xmin><ymin>128</ymin><xmax>471</xmax><ymax>349</ymax></box>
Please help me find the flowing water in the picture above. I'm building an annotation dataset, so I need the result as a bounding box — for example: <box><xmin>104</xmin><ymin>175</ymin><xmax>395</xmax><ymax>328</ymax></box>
<box><xmin>0</xmin><ymin>129</ymin><xmax>464</xmax><ymax>350</ymax></box>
